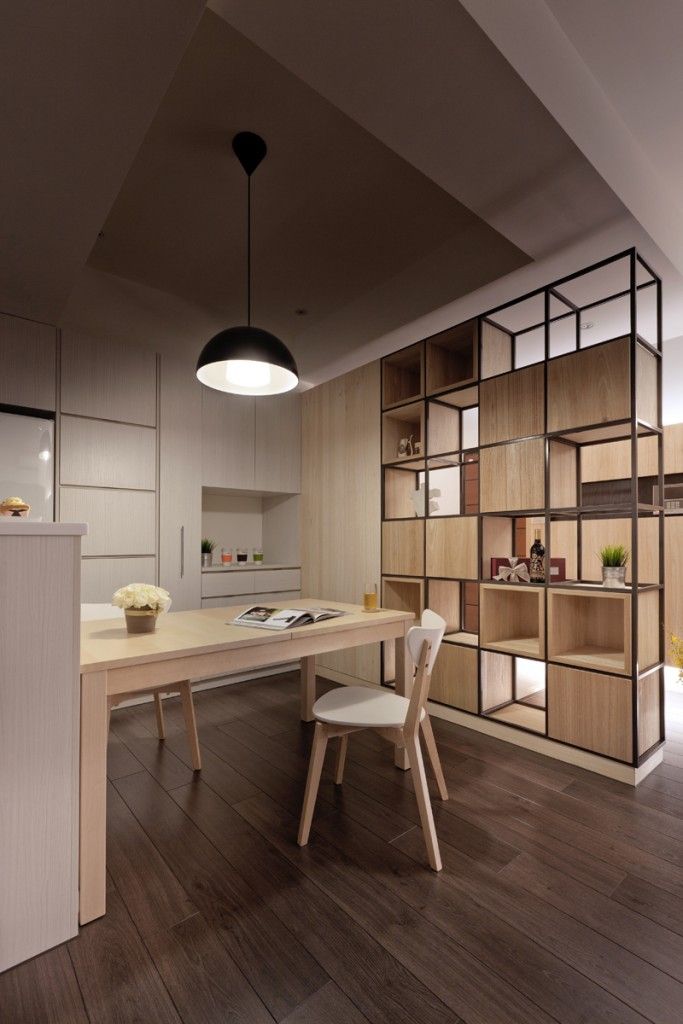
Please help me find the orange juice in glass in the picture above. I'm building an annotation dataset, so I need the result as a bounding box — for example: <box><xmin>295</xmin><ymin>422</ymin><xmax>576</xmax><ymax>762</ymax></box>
<box><xmin>363</xmin><ymin>582</ymin><xmax>378</xmax><ymax>612</ymax></box>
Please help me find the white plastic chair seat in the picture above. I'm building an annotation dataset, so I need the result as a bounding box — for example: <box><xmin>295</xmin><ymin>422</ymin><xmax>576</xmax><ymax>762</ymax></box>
<box><xmin>313</xmin><ymin>685</ymin><xmax>425</xmax><ymax>729</ymax></box>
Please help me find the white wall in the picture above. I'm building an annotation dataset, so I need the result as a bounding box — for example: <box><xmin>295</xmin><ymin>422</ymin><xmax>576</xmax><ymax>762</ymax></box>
<box><xmin>201</xmin><ymin>492</ymin><xmax>263</xmax><ymax>558</ymax></box>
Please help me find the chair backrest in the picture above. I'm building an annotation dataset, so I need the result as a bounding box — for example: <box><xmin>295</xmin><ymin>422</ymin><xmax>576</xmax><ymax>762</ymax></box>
<box><xmin>405</xmin><ymin>609</ymin><xmax>445</xmax><ymax>732</ymax></box>
<box><xmin>80</xmin><ymin>603</ymin><xmax>124</xmax><ymax>621</ymax></box>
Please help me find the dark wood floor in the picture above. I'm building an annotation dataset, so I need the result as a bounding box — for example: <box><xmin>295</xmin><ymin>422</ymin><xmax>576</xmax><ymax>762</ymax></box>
<box><xmin>4</xmin><ymin>673</ymin><xmax>683</xmax><ymax>1024</ymax></box>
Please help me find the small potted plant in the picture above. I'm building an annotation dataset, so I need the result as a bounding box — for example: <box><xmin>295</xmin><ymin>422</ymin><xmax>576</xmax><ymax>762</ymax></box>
<box><xmin>112</xmin><ymin>583</ymin><xmax>172</xmax><ymax>634</ymax></box>
<box><xmin>201</xmin><ymin>538</ymin><xmax>216</xmax><ymax>568</ymax></box>
<box><xmin>599</xmin><ymin>544</ymin><xmax>629</xmax><ymax>588</ymax></box>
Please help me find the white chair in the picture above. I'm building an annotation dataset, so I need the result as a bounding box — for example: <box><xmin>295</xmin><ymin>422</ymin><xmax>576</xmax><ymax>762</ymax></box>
<box><xmin>80</xmin><ymin>603</ymin><xmax>201</xmax><ymax>770</ymax></box>
<box><xmin>298</xmin><ymin>609</ymin><xmax>448</xmax><ymax>869</ymax></box>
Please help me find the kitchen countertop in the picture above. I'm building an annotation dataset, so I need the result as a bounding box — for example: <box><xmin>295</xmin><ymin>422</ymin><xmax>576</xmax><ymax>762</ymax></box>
<box><xmin>202</xmin><ymin>563</ymin><xmax>300</xmax><ymax>573</ymax></box>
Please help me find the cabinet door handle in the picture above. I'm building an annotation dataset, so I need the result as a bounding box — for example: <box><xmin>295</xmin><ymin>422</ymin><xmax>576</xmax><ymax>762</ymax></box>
<box><xmin>180</xmin><ymin>525</ymin><xmax>185</xmax><ymax>579</ymax></box>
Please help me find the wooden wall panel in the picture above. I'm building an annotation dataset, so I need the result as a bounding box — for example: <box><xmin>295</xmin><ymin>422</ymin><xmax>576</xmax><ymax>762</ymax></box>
<box><xmin>80</xmin><ymin>556</ymin><xmax>157</xmax><ymax>603</ymax></box>
<box><xmin>429</xmin><ymin>643</ymin><xmax>478</xmax><ymax>712</ymax></box>
<box><xmin>202</xmin><ymin>389</ymin><xmax>255</xmax><ymax>490</ymax></box>
<box><xmin>479</xmin><ymin>364</ymin><xmax>544</xmax><ymax>445</ymax></box>
<box><xmin>480</xmin><ymin>438</ymin><xmax>545</xmax><ymax>512</ymax></box>
<box><xmin>302</xmin><ymin>363</ymin><xmax>381</xmax><ymax>685</ymax></box>
<box><xmin>0</xmin><ymin>313</ymin><xmax>56</xmax><ymax>410</ymax></box>
<box><xmin>549</xmin><ymin>441</ymin><xmax>577</xmax><ymax>508</ymax></box>
<box><xmin>60</xmin><ymin>416</ymin><xmax>156</xmax><ymax>490</ymax></box>
<box><xmin>580</xmin><ymin>435</ymin><xmax>659</xmax><ymax>482</ymax></box>
<box><xmin>636</xmin><ymin>343</ymin><xmax>658</xmax><ymax>427</ymax></box>
<box><xmin>254</xmin><ymin>393</ymin><xmax>301</xmax><ymax>493</ymax></box>
<box><xmin>638</xmin><ymin>589</ymin><xmax>660</xmax><ymax>672</ymax></box>
<box><xmin>547</xmin><ymin>338</ymin><xmax>630</xmax><ymax>433</ymax></box>
<box><xmin>59</xmin><ymin>487</ymin><xmax>155</xmax><ymax>556</ymax></box>
<box><xmin>547</xmin><ymin>665</ymin><xmax>632</xmax><ymax>761</ymax></box>
<box><xmin>480</xmin><ymin>321</ymin><xmax>512</xmax><ymax>378</ymax></box>
<box><xmin>426</xmin><ymin>516</ymin><xmax>477</xmax><ymax>579</ymax></box>
<box><xmin>60</xmin><ymin>330</ymin><xmax>157</xmax><ymax>426</ymax></box>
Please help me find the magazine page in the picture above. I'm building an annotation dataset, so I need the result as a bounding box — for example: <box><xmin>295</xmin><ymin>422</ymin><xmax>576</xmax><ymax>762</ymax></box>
<box><xmin>232</xmin><ymin>606</ymin><xmax>345</xmax><ymax>630</ymax></box>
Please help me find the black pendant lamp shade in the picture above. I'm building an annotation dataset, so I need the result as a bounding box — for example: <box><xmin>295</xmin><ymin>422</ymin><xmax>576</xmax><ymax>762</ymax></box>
<box><xmin>196</xmin><ymin>132</ymin><xmax>299</xmax><ymax>396</ymax></box>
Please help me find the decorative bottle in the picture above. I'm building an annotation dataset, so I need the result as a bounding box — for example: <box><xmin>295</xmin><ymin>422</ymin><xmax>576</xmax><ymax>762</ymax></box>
<box><xmin>530</xmin><ymin>529</ymin><xmax>545</xmax><ymax>583</ymax></box>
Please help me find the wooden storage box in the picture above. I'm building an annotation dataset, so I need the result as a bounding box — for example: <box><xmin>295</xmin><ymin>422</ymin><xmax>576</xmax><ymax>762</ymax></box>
<box><xmin>426</xmin><ymin>320</ymin><xmax>478</xmax><ymax>395</ymax></box>
<box><xmin>480</xmin><ymin>438</ymin><xmax>545</xmax><ymax>513</ymax></box>
<box><xmin>429</xmin><ymin>642</ymin><xmax>478</xmax><ymax>712</ymax></box>
<box><xmin>382</xmin><ymin>343</ymin><xmax>423</xmax><ymax>409</ymax></box>
<box><xmin>382</xmin><ymin>519</ymin><xmax>424</xmax><ymax>577</ymax></box>
<box><xmin>479</xmin><ymin>363</ymin><xmax>544</xmax><ymax>446</ymax></box>
<box><xmin>426</xmin><ymin>516</ymin><xmax>478</xmax><ymax>579</ymax></box>
<box><xmin>547</xmin><ymin>664</ymin><xmax>632</xmax><ymax>761</ymax></box>
<box><xmin>480</xmin><ymin>582</ymin><xmax>545</xmax><ymax>659</ymax></box>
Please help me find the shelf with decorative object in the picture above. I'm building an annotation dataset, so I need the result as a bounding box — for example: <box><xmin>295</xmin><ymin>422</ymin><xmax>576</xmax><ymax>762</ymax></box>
<box><xmin>378</xmin><ymin>248</ymin><xmax>664</xmax><ymax>782</ymax></box>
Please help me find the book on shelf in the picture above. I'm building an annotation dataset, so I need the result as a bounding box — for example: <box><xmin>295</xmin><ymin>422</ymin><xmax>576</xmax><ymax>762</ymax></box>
<box><xmin>232</xmin><ymin>605</ymin><xmax>345</xmax><ymax>630</ymax></box>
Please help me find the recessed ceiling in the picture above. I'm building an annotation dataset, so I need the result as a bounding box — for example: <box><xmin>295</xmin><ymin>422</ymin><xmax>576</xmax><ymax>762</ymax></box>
<box><xmin>88</xmin><ymin>10</ymin><xmax>529</xmax><ymax>381</ymax></box>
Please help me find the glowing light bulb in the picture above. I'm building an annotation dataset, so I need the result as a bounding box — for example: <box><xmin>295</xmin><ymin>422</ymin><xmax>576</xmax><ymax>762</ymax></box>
<box><xmin>224</xmin><ymin>360</ymin><xmax>272</xmax><ymax>388</ymax></box>
<box><xmin>38</xmin><ymin>449</ymin><xmax>51</xmax><ymax>461</ymax></box>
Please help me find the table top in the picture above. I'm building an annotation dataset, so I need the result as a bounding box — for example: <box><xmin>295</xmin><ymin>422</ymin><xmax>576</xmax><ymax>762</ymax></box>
<box><xmin>80</xmin><ymin>599</ymin><xmax>413</xmax><ymax>673</ymax></box>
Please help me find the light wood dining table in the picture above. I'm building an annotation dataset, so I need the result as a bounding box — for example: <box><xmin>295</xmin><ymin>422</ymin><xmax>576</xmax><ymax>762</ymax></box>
<box><xmin>79</xmin><ymin>600</ymin><xmax>414</xmax><ymax>925</ymax></box>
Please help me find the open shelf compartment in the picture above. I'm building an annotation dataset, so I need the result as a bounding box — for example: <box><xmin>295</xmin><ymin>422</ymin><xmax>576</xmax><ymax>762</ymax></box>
<box><xmin>480</xmin><ymin>583</ymin><xmax>545</xmax><ymax>659</ymax></box>
<box><xmin>426</xmin><ymin>320</ymin><xmax>478</xmax><ymax>395</ymax></box>
<box><xmin>382</xmin><ymin>402</ymin><xmax>424</xmax><ymax>464</ymax></box>
<box><xmin>382</xmin><ymin>342</ymin><xmax>424</xmax><ymax>409</ymax></box>
<box><xmin>548</xmin><ymin>588</ymin><xmax>630</xmax><ymax>675</ymax></box>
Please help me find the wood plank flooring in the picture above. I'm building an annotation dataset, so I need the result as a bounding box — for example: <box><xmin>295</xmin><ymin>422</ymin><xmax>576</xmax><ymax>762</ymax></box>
<box><xmin>3</xmin><ymin>671</ymin><xmax>683</xmax><ymax>1024</ymax></box>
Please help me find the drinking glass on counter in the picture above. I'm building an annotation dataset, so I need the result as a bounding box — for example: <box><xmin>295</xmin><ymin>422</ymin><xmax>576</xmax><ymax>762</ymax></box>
<box><xmin>235</xmin><ymin>548</ymin><xmax>248</xmax><ymax>563</ymax></box>
<box><xmin>363</xmin><ymin>582</ymin><xmax>378</xmax><ymax>612</ymax></box>
<box><xmin>253</xmin><ymin>548</ymin><xmax>264</xmax><ymax>563</ymax></box>
<box><xmin>221</xmin><ymin>548</ymin><xmax>233</xmax><ymax>565</ymax></box>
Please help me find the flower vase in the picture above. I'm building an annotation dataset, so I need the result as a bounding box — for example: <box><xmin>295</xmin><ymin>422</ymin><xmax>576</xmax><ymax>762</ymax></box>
<box><xmin>124</xmin><ymin>608</ymin><xmax>159</xmax><ymax>634</ymax></box>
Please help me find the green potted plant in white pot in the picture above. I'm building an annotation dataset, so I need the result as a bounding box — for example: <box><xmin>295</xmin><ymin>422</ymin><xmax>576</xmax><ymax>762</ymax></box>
<box><xmin>112</xmin><ymin>583</ymin><xmax>172</xmax><ymax>634</ymax></box>
<box><xmin>599</xmin><ymin>544</ymin><xmax>629</xmax><ymax>588</ymax></box>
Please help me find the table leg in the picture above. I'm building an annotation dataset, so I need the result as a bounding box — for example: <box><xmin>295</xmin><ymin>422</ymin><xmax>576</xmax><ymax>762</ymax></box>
<box><xmin>393</xmin><ymin>625</ymin><xmax>411</xmax><ymax>770</ymax></box>
<box><xmin>301</xmin><ymin>655</ymin><xmax>317</xmax><ymax>722</ymax></box>
<box><xmin>79</xmin><ymin>670</ymin><xmax>108</xmax><ymax>924</ymax></box>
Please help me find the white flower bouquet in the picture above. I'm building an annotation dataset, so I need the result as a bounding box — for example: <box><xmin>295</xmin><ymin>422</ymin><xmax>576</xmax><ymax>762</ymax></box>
<box><xmin>112</xmin><ymin>583</ymin><xmax>172</xmax><ymax>615</ymax></box>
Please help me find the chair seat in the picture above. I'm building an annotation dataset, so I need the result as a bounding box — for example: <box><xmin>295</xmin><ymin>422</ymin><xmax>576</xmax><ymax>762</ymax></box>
<box><xmin>313</xmin><ymin>685</ymin><xmax>425</xmax><ymax>729</ymax></box>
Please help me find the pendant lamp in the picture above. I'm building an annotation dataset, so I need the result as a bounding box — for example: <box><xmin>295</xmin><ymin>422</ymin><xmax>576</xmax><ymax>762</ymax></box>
<box><xmin>196</xmin><ymin>132</ymin><xmax>299</xmax><ymax>396</ymax></box>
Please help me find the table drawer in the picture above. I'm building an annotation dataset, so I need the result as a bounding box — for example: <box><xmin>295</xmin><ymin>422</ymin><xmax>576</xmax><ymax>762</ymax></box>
<box><xmin>201</xmin><ymin>571</ymin><xmax>255</xmax><ymax>599</ymax></box>
<box><xmin>252</xmin><ymin>569</ymin><xmax>301</xmax><ymax>593</ymax></box>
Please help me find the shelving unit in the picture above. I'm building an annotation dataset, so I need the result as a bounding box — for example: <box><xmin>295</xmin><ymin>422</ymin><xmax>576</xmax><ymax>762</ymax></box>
<box><xmin>380</xmin><ymin>248</ymin><xmax>665</xmax><ymax>778</ymax></box>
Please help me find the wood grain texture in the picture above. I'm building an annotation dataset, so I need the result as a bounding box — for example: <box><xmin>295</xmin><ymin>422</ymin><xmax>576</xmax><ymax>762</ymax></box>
<box><xmin>254</xmin><ymin>392</ymin><xmax>301</xmax><ymax>493</ymax></box>
<box><xmin>384</xmin><ymin>466</ymin><xmax>420</xmax><ymax>519</ymax></box>
<box><xmin>479</xmin><ymin>363</ymin><xmax>544</xmax><ymax>446</ymax></box>
<box><xmin>382</xmin><ymin>402</ymin><xmax>423</xmax><ymax>463</ymax></box>
<box><xmin>480</xmin><ymin>320</ymin><xmax>512</xmax><ymax>378</ymax></box>
<box><xmin>60</xmin><ymin>415</ymin><xmax>156</xmax><ymax>490</ymax></box>
<box><xmin>427</xmin><ymin>401</ymin><xmax>459</xmax><ymax>455</ymax></box>
<box><xmin>202</xmin><ymin>389</ymin><xmax>255</xmax><ymax>490</ymax></box>
<box><xmin>0</xmin><ymin>534</ymin><xmax>80</xmax><ymax>971</ymax></box>
<box><xmin>548</xmin><ymin>588</ymin><xmax>630</xmax><ymax>676</ymax></box>
<box><xmin>580</xmin><ymin>516</ymin><xmax>659</xmax><ymax>585</ymax></box>
<box><xmin>302</xmin><ymin>363</ymin><xmax>381</xmax><ymax>684</ymax></box>
<box><xmin>159</xmin><ymin>350</ymin><xmax>202</xmax><ymax>611</ymax></box>
<box><xmin>382</xmin><ymin>342</ymin><xmax>423</xmax><ymax>409</ymax></box>
<box><xmin>580</xmin><ymin>435</ymin><xmax>659</xmax><ymax>482</ymax></box>
<box><xmin>480</xmin><ymin>650</ymin><xmax>513</xmax><ymax>712</ymax></box>
<box><xmin>0</xmin><ymin>312</ymin><xmax>56</xmax><ymax>410</ymax></box>
<box><xmin>638</xmin><ymin>671</ymin><xmax>662</xmax><ymax>755</ymax></box>
<box><xmin>81</xmin><ymin>556</ymin><xmax>157</xmax><ymax>603</ymax></box>
<box><xmin>427</xmin><ymin>579</ymin><xmax>460</xmax><ymax>632</ymax></box>
<box><xmin>60</xmin><ymin>486</ymin><xmax>156</xmax><ymax>556</ymax></box>
<box><xmin>636</xmin><ymin>343</ymin><xmax>658</xmax><ymax>427</ymax></box>
<box><xmin>480</xmin><ymin>438</ymin><xmax>545</xmax><ymax>512</ymax></box>
<box><xmin>429</xmin><ymin>643</ymin><xmax>478</xmax><ymax>712</ymax></box>
<box><xmin>638</xmin><ymin>589</ymin><xmax>660</xmax><ymax>673</ymax></box>
<box><xmin>480</xmin><ymin>583</ymin><xmax>545</xmax><ymax>660</ymax></box>
<box><xmin>666</xmin><ymin>515</ymin><xmax>683</xmax><ymax>663</ymax></box>
<box><xmin>425</xmin><ymin>320</ymin><xmax>477</xmax><ymax>394</ymax></box>
<box><xmin>547</xmin><ymin>664</ymin><xmax>632</xmax><ymax>761</ymax></box>
<box><xmin>426</xmin><ymin>516</ymin><xmax>478</xmax><ymax>579</ymax></box>
<box><xmin>60</xmin><ymin>329</ymin><xmax>157</xmax><ymax>426</ymax></box>
<box><xmin>547</xmin><ymin>337</ymin><xmax>630</xmax><ymax>433</ymax></box>
<box><xmin>382</xmin><ymin>519</ymin><xmax>424</xmax><ymax>577</ymax></box>
<box><xmin>549</xmin><ymin>441</ymin><xmax>577</xmax><ymax>508</ymax></box>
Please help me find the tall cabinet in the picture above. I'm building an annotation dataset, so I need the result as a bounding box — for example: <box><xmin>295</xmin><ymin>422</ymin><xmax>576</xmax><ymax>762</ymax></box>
<box><xmin>381</xmin><ymin>249</ymin><xmax>664</xmax><ymax>782</ymax></box>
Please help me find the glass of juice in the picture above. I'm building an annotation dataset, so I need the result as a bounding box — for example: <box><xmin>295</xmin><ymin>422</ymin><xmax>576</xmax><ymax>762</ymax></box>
<box><xmin>253</xmin><ymin>548</ymin><xmax>264</xmax><ymax>563</ymax></box>
<box><xmin>221</xmin><ymin>548</ymin><xmax>233</xmax><ymax>565</ymax></box>
<box><xmin>363</xmin><ymin>583</ymin><xmax>378</xmax><ymax>612</ymax></box>
<box><xmin>236</xmin><ymin>548</ymin><xmax>248</xmax><ymax>563</ymax></box>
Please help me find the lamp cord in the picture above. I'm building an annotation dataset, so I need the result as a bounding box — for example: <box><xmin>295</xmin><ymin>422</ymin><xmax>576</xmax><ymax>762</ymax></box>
<box><xmin>247</xmin><ymin>174</ymin><xmax>251</xmax><ymax>327</ymax></box>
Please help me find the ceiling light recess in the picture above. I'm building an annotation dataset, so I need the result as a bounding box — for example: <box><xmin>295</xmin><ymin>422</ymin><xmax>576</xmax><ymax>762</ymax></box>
<box><xmin>196</xmin><ymin>132</ymin><xmax>298</xmax><ymax>396</ymax></box>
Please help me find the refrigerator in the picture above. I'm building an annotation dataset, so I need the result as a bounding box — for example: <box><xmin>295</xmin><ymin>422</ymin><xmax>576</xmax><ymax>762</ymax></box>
<box><xmin>0</xmin><ymin>411</ymin><xmax>54</xmax><ymax>521</ymax></box>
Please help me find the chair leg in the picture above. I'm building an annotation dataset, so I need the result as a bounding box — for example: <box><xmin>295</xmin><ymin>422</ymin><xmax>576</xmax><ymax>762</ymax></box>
<box><xmin>298</xmin><ymin>722</ymin><xmax>329</xmax><ymax>846</ymax></box>
<box><xmin>179</xmin><ymin>681</ymin><xmax>201</xmax><ymax>771</ymax></box>
<box><xmin>334</xmin><ymin>734</ymin><xmax>348</xmax><ymax>785</ymax></box>
<box><xmin>154</xmin><ymin>692</ymin><xmax>166</xmax><ymax>740</ymax></box>
<box><xmin>405</xmin><ymin>732</ymin><xmax>442</xmax><ymax>872</ymax></box>
<box><xmin>420</xmin><ymin>716</ymin><xmax>448</xmax><ymax>800</ymax></box>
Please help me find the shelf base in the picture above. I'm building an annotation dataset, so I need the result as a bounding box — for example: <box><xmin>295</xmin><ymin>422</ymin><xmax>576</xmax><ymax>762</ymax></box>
<box><xmin>483</xmin><ymin>637</ymin><xmax>542</xmax><ymax>659</ymax></box>
<box><xmin>444</xmin><ymin>631</ymin><xmax>478</xmax><ymax>647</ymax></box>
<box><xmin>551</xmin><ymin>646</ymin><xmax>628</xmax><ymax>675</ymax></box>
<box><xmin>486</xmin><ymin>703</ymin><xmax>546</xmax><ymax>734</ymax></box>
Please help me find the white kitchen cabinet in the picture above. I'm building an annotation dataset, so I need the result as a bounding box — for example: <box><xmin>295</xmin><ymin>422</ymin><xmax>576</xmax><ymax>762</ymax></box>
<box><xmin>0</xmin><ymin>313</ymin><xmax>56</xmax><ymax>410</ymax></box>
<box><xmin>202</xmin><ymin>388</ymin><xmax>255</xmax><ymax>490</ymax></box>
<box><xmin>60</xmin><ymin>486</ymin><xmax>156</xmax><ymax>557</ymax></box>
<box><xmin>159</xmin><ymin>352</ymin><xmax>202</xmax><ymax>610</ymax></box>
<box><xmin>81</xmin><ymin>556</ymin><xmax>157</xmax><ymax>603</ymax></box>
<box><xmin>60</xmin><ymin>330</ymin><xmax>157</xmax><ymax>426</ymax></box>
<box><xmin>202</xmin><ymin>591</ymin><xmax>301</xmax><ymax>609</ymax></box>
<box><xmin>254</xmin><ymin>393</ymin><xmax>301</xmax><ymax>493</ymax></box>
<box><xmin>60</xmin><ymin>415</ymin><xmax>156</xmax><ymax>490</ymax></box>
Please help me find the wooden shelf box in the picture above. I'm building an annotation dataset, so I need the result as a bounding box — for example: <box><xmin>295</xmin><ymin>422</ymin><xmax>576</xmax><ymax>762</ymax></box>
<box><xmin>382</xmin><ymin>519</ymin><xmax>424</xmax><ymax>577</ymax></box>
<box><xmin>426</xmin><ymin>516</ymin><xmax>478</xmax><ymax>579</ymax></box>
<box><xmin>427</xmin><ymin>401</ymin><xmax>460</xmax><ymax>455</ymax></box>
<box><xmin>382</xmin><ymin>576</ymin><xmax>425</xmax><ymax>683</ymax></box>
<box><xmin>547</xmin><ymin>664</ymin><xmax>632</xmax><ymax>761</ymax></box>
<box><xmin>548</xmin><ymin>588</ymin><xmax>630</xmax><ymax>675</ymax></box>
<box><xmin>547</xmin><ymin>337</ymin><xmax>630</xmax><ymax>434</ymax></box>
<box><xmin>382</xmin><ymin>343</ymin><xmax>423</xmax><ymax>409</ymax></box>
<box><xmin>426</xmin><ymin>320</ymin><xmax>477</xmax><ymax>395</ymax></box>
<box><xmin>382</xmin><ymin>402</ymin><xmax>424</xmax><ymax>464</ymax></box>
<box><xmin>480</xmin><ymin>438</ymin><xmax>545</xmax><ymax>513</ymax></box>
<box><xmin>479</xmin><ymin>364</ymin><xmax>544</xmax><ymax>446</ymax></box>
<box><xmin>429</xmin><ymin>643</ymin><xmax>478</xmax><ymax>712</ymax></box>
<box><xmin>480</xmin><ymin>650</ymin><xmax>513</xmax><ymax>712</ymax></box>
<box><xmin>384</xmin><ymin>464</ymin><xmax>423</xmax><ymax>519</ymax></box>
<box><xmin>480</xmin><ymin>583</ymin><xmax>545</xmax><ymax>659</ymax></box>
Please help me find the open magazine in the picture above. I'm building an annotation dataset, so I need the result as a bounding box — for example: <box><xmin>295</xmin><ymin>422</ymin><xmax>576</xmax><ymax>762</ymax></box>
<box><xmin>232</xmin><ymin>605</ymin><xmax>345</xmax><ymax>631</ymax></box>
